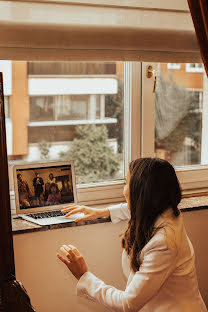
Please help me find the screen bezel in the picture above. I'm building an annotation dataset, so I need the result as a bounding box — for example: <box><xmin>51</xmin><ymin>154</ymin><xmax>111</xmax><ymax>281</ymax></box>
<box><xmin>14</xmin><ymin>161</ymin><xmax>77</xmax><ymax>215</ymax></box>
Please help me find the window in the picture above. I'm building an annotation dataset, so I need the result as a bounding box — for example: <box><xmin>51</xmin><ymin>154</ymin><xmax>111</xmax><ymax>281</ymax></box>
<box><xmin>5</xmin><ymin>59</ymin><xmax>208</xmax><ymax>202</ymax></box>
<box><xmin>186</xmin><ymin>63</ymin><xmax>204</xmax><ymax>73</ymax></box>
<box><xmin>6</xmin><ymin>61</ymin><xmax>125</xmax><ymax>195</ymax></box>
<box><xmin>30</xmin><ymin>95</ymin><xmax>89</xmax><ymax>122</ymax></box>
<box><xmin>142</xmin><ymin>62</ymin><xmax>208</xmax><ymax>194</ymax></box>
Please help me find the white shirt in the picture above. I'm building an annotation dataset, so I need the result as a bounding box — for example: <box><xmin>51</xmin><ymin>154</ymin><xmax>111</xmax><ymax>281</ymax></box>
<box><xmin>77</xmin><ymin>203</ymin><xmax>207</xmax><ymax>312</ymax></box>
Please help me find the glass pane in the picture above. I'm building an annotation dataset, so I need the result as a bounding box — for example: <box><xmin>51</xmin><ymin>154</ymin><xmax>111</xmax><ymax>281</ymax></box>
<box><xmin>56</xmin><ymin>95</ymin><xmax>88</xmax><ymax>120</ymax></box>
<box><xmin>5</xmin><ymin>61</ymin><xmax>125</xmax><ymax>184</ymax></box>
<box><xmin>155</xmin><ymin>63</ymin><xmax>208</xmax><ymax>167</ymax></box>
<box><xmin>30</xmin><ymin>96</ymin><xmax>54</xmax><ymax>121</ymax></box>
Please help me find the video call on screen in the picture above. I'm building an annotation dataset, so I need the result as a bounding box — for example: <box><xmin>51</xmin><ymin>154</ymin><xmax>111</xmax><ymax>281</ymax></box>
<box><xmin>16</xmin><ymin>165</ymin><xmax>74</xmax><ymax>209</ymax></box>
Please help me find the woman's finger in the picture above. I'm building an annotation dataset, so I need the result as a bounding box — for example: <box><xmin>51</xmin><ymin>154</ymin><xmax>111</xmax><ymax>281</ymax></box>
<box><xmin>57</xmin><ymin>253</ymin><xmax>70</xmax><ymax>266</ymax></box>
<box><xmin>61</xmin><ymin>205</ymin><xmax>79</xmax><ymax>212</ymax></box>
<box><xmin>67</xmin><ymin>249</ymin><xmax>76</xmax><ymax>261</ymax></box>
<box><xmin>67</xmin><ymin>244</ymin><xmax>81</xmax><ymax>257</ymax></box>
<box><xmin>62</xmin><ymin>245</ymin><xmax>76</xmax><ymax>260</ymax></box>
<box><xmin>64</xmin><ymin>207</ymin><xmax>85</xmax><ymax>218</ymax></box>
<box><xmin>60</xmin><ymin>246</ymin><xmax>68</xmax><ymax>256</ymax></box>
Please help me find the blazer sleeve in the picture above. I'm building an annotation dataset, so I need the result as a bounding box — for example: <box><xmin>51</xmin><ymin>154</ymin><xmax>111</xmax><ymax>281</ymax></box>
<box><xmin>108</xmin><ymin>203</ymin><xmax>130</xmax><ymax>224</ymax></box>
<box><xmin>76</xmin><ymin>233</ymin><xmax>177</xmax><ymax>312</ymax></box>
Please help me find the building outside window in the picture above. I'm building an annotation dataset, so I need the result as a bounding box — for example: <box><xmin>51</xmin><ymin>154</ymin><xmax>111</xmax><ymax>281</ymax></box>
<box><xmin>153</xmin><ymin>63</ymin><xmax>205</xmax><ymax>167</ymax></box>
<box><xmin>5</xmin><ymin>61</ymin><xmax>125</xmax><ymax>185</ymax></box>
<box><xmin>167</xmin><ymin>63</ymin><xmax>181</xmax><ymax>70</ymax></box>
<box><xmin>2</xmin><ymin>60</ymin><xmax>208</xmax><ymax>198</ymax></box>
<box><xmin>186</xmin><ymin>63</ymin><xmax>204</xmax><ymax>73</ymax></box>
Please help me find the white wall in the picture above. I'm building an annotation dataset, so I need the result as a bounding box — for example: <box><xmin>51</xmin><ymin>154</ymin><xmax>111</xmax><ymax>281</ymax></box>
<box><xmin>13</xmin><ymin>209</ymin><xmax>208</xmax><ymax>311</ymax></box>
<box><xmin>6</xmin><ymin>118</ymin><xmax>12</xmax><ymax>155</ymax></box>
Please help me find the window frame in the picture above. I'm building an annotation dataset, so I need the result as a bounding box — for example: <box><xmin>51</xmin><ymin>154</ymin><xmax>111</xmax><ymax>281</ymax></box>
<box><xmin>8</xmin><ymin>60</ymin><xmax>208</xmax><ymax>204</ymax></box>
<box><xmin>7</xmin><ymin>61</ymin><xmax>141</xmax><ymax>205</ymax></box>
<box><xmin>141</xmin><ymin>62</ymin><xmax>208</xmax><ymax>196</ymax></box>
<box><xmin>77</xmin><ymin>62</ymin><xmax>142</xmax><ymax>205</ymax></box>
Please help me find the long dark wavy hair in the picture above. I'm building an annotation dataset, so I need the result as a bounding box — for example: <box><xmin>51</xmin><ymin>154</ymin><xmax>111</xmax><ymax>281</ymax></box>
<box><xmin>122</xmin><ymin>158</ymin><xmax>181</xmax><ymax>272</ymax></box>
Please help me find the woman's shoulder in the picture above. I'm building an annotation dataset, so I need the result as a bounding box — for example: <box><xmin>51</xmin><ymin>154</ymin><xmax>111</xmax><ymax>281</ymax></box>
<box><xmin>143</xmin><ymin>210</ymin><xmax>183</xmax><ymax>255</ymax></box>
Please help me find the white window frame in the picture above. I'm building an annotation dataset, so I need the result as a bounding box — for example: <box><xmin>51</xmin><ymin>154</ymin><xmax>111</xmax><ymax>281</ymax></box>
<box><xmin>141</xmin><ymin>62</ymin><xmax>208</xmax><ymax>196</ymax></box>
<box><xmin>8</xmin><ymin>62</ymin><xmax>141</xmax><ymax>205</ymax></box>
<box><xmin>9</xmin><ymin>60</ymin><xmax>208</xmax><ymax>204</ymax></box>
<box><xmin>77</xmin><ymin>62</ymin><xmax>142</xmax><ymax>205</ymax></box>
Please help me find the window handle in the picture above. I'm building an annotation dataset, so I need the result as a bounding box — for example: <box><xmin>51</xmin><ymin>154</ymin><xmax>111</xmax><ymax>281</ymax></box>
<box><xmin>153</xmin><ymin>75</ymin><xmax>157</xmax><ymax>93</ymax></box>
<box><xmin>146</xmin><ymin>65</ymin><xmax>157</xmax><ymax>93</ymax></box>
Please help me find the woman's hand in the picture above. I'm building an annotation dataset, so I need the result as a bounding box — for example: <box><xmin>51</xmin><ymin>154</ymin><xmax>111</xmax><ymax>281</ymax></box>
<box><xmin>57</xmin><ymin>244</ymin><xmax>88</xmax><ymax>280</ymax></box>
<box><xmin>61</xmin><ymin>205</ymin><xmax>110</xmax><ymax>222</ymax></box>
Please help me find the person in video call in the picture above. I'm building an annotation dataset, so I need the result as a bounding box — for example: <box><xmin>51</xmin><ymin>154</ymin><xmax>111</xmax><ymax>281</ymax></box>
<box><xmin>33</xmin><ymin>172</ymin><xmax>44</xmax><ymax>199</ymax></box>
<box><xmin>17</xmin><ymin>173</ymin><xmax>31</xmax><ymax>208</ymax></box>
<box><xmin>45</xmin><ymin>173</ymin><xmax>56</xmax><ymax>201</ymax></box>
<box><xmin>46</xmin><ymin>183</ymin><xmax>61</xmax><ymax>206</ymax></box>
<box><xmin>47</xmin><ymin>173</ymin><xmax>56</xmax><ymax>184</ymax></box>
<box><xmin>57</xmin><ymin>158</ymin><xmax>207</xmax><ymax>312</ymax></box>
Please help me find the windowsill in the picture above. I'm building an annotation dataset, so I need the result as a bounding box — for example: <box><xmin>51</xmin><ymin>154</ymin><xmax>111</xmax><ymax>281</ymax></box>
<box><xmin>12</xmin><ymin>196</ymin><xmax>208</xmax><ymax>235</ymax></box>
<box><xmin>12</xmin><ymin>215</ymin><xmax>111</xmax><ymax>235</ymax></box>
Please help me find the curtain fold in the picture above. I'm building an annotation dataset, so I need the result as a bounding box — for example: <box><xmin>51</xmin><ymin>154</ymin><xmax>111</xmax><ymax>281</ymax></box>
<box><xmin>187</xmin><ymin>0</ymin><xmax>208</xmax><ymax>76</ymax></box>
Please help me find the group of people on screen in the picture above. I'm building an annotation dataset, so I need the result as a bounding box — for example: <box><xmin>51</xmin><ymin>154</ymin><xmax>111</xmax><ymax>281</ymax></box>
<box><xmin>17</xmin><ymin>172</ymin><xmax>61</xmax><ymax>208</ymax></box>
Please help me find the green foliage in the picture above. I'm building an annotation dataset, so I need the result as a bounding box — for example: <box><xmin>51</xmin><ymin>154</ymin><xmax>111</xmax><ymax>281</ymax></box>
<box><xmin>60</xmin><ymin>124</ymin><xmax>120</xmax><ymax>183</ymax></box>
<box><xmin>38</xmin><ymin>141</ymin><xmax>51</xmax><ymax>160</ymax></box>
<box><xmin>105</xmin><ymin>78</ymin><xmax>124</xmax><ymax>153</ymax></box>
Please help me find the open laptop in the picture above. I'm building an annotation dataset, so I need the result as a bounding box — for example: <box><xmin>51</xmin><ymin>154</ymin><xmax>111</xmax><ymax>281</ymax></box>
<box><xmin>13</xmin><ymin>161</ymin><xmax>84</xmax><ymax>226</ymax></box>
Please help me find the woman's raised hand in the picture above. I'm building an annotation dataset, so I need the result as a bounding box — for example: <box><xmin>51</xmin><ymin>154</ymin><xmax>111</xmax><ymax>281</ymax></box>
<box><xmin>57</xmin><ymin>244</ymin><xmax>88</xmax><ymax>280</ymax></box>
<box><xmin>61</xmin><ymin>205</ymin><xmax>110</xmax><ymax>222</ymax></box>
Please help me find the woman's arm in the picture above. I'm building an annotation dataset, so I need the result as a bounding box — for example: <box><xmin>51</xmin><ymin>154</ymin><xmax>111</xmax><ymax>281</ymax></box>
<box><xmin>76</xmin><ymin>233</ymin><xmax>177</xmax><ymax>312</ymax></box>
<box><xmin>61</xmin><ymin>203</ymin><xmax>129</xmax><ymax>223</ymax></box>
<box><xmin>108</xmin><ymin>203</ymin><xmax>129</xmax><ymax>223</ymax></box>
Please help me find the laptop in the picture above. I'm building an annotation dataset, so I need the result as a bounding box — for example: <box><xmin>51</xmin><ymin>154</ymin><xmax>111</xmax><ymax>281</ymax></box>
<box><xmin>13</xmin><ymin>161</ymin><xmax>84</xmax><ymax>226</ymax></box>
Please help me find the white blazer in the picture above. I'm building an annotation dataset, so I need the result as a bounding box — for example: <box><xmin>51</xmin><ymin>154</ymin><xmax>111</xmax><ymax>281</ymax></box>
<box><xmin>77</xmin><ymin>204</ymin><xmax>207</xmax><ymax>312</ymax></box>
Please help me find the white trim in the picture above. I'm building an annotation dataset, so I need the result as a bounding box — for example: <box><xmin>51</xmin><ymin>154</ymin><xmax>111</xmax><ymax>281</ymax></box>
<box><xmin>28</xmin><ymin>118</ymin><xmax>117</xmax><ymax>127</ymax></box>
<box><xmin>185</xmin><ymin>63</ymin><xmax>204</xmax><ymax>73</ymax></box>
<box><xmin>141</xmin><ymin>62</ymin><xmax>155</xmax><ymax>157</ymax></box>
<box><xmin>0</xmin><ymin>60</ymin><xmax>12</xmax><ymax>95</ymax></box>
<box><xmin>177</xmin><ymin>166</ymin><xmax>208</xmax><ymax>190</ymax></box>
<box><xmin>127</xmin><ymin>62</ymin><xmax>142</xmax><ymax>161</ymax></box>
<box><xmin>28</xmin><ymin>78</ymin><xmax>118</xmax><ymax>95</ymax></box>
<box><xmin>77</xmin><ymin>180</ymin><xmax>125</xmax><ymax>205</ymax></box>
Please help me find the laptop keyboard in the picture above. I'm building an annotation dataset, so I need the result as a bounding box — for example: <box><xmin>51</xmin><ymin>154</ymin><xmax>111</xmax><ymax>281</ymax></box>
<box><xmin>27</xmin><ymin>210</ymin><xmax>67</xmax><ymax>219</ymax></box>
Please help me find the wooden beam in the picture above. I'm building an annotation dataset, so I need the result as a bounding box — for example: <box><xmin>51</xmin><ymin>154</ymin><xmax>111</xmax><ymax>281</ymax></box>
<box><xmin>0</xmin><ymin>72</ymin><xmax>15</xmax><ymax>283</ymax></box>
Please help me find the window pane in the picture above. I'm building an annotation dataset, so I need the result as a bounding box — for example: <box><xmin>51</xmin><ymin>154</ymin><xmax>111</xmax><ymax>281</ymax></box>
<box><xmin>30</xmin><ymin>96</ymin><xmax>54</xmax><ymax>121</ymax></box>
<box><xmin>6</xmin><ymin>61</ymin><xmax>125</xmax><ymax>184</ymax></box>
<box><xmin>155</xmin><ymin>63</ymin><xmax>208</xmax><ymax>167</ymax></box>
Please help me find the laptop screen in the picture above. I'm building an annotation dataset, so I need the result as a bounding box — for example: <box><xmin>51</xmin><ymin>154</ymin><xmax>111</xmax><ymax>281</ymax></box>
<box><xmin>15</xmin><ymin>164</ymin><xmax>75</xmax><ymax>210</ymax></box>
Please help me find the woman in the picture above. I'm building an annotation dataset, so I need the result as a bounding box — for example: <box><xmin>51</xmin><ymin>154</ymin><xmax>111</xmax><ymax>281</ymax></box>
<box><xmin>45</xmin><ymin>173</ymin><xmax>56</xmax><ymax>201</ymax></box>
<box><xmin>46</xmin><ymin>183</ymin><xmax>61</xmax><ymax>206</ymax></box>
<box><xmin>57</xmin><ymin>158</ymin><xmax>207</xmax><ymax>311</ymax></box>
<box><xmin>47</xmin><ymin>173</ymin><xmax>56</xmax><ymax>184</ymax></box>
